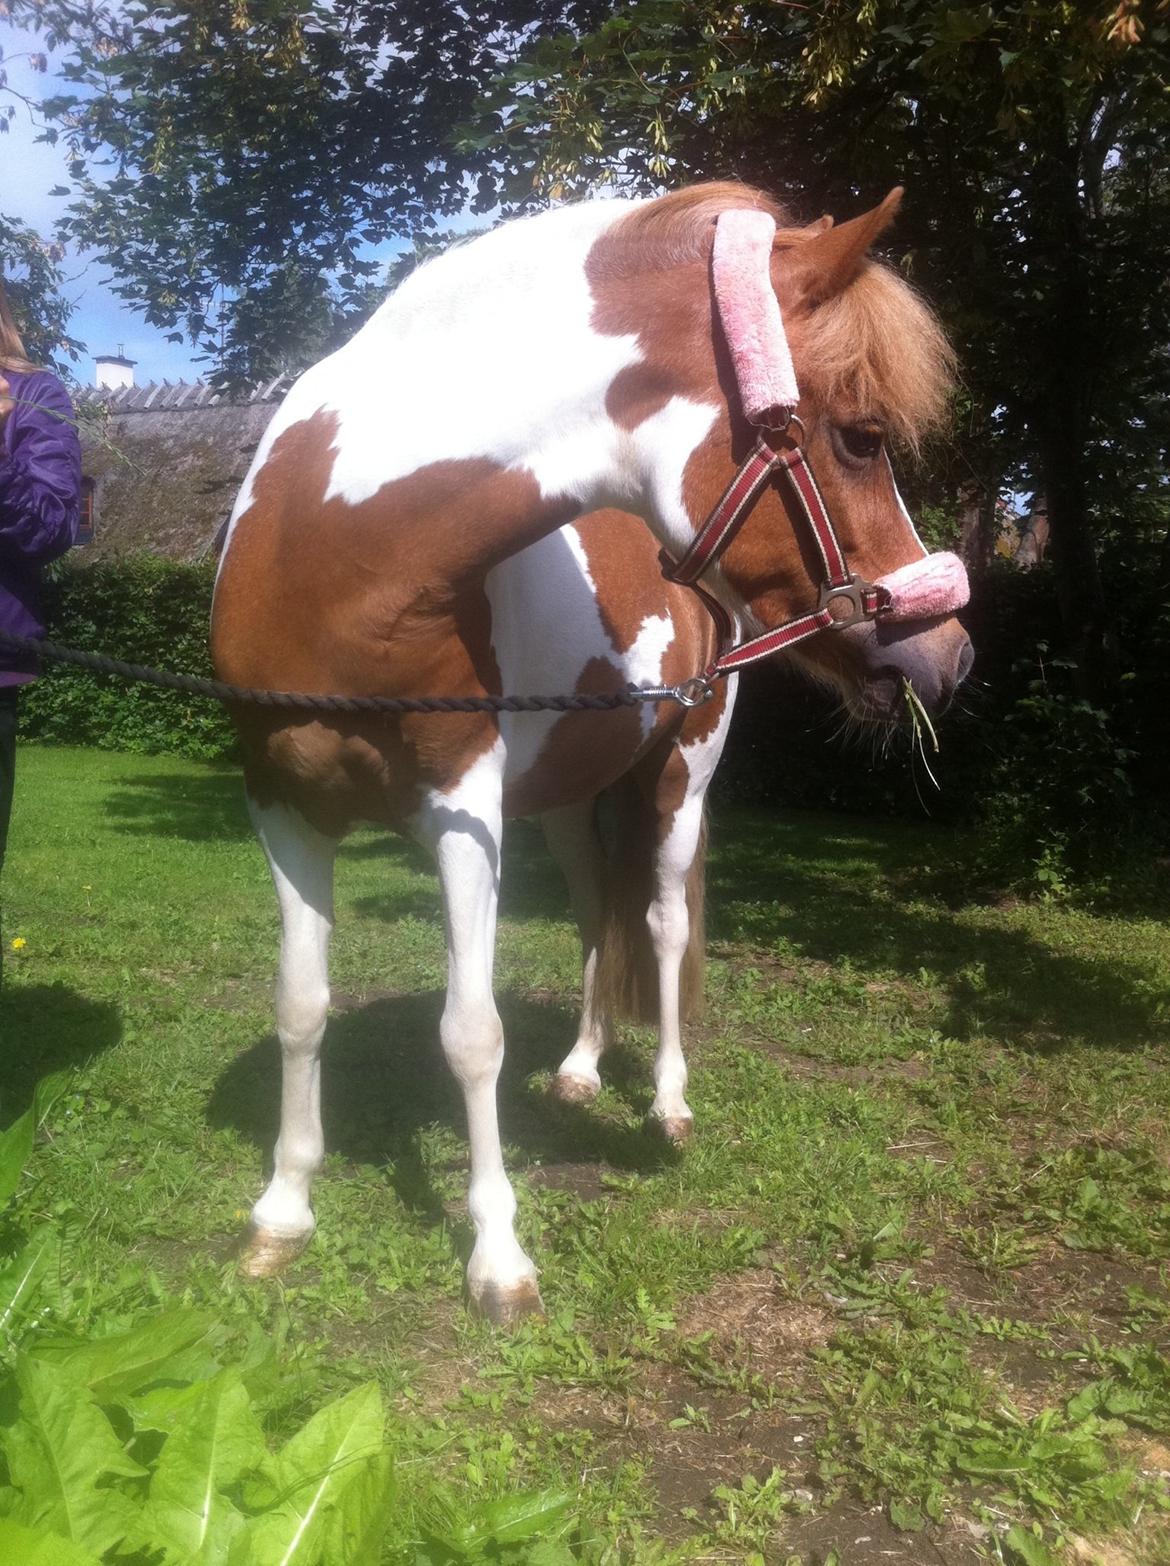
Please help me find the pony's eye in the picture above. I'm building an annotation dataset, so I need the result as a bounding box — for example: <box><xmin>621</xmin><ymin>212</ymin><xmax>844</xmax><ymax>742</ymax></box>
<box><xmin>837</xmin><ymin>424</ymin><xmax>884</xmax><ymax>463</ymax></box>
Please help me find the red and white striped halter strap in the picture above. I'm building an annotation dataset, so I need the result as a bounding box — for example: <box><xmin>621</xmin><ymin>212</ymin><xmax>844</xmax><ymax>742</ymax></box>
<box><xmin>658</xmin><ymin>426</ymin><xmax>890</xmax><ymax>690</ymax></box>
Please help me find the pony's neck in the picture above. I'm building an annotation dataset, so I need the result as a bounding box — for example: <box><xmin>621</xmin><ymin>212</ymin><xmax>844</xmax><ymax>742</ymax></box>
<box><xmin>230</xmin><ymin>200</ymin><xmax>721</xmax><ymax>577</ymax></box>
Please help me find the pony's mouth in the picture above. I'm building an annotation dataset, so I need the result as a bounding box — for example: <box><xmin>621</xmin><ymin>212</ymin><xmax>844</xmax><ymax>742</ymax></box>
<box><xmin>840</xmin><ymin>619</ymin><xmax>973</xmax><ymax>723</ymax></box>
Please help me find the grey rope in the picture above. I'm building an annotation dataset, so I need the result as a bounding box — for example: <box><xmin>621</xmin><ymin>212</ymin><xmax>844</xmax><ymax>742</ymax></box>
<box><xmin>0</xmin><ymin>630</ymin><xmax>701</xmax><ymax>714</ymax></box>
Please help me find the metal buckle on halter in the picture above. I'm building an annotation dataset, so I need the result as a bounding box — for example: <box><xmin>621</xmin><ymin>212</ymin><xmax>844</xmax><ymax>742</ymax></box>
<box><xmin>673</xmin><ymin>675</ymin><xmax>715</xmax><ymax>708</ymax></box>
<box><xmin>817</xmin><ymin>575</ymin><xmax>875</xmax><ymax>629</ymax></box>
<box><xmin>759</xmin><ymin>411</ymin><xmax>805</xmax><ymax>449</ymax></box>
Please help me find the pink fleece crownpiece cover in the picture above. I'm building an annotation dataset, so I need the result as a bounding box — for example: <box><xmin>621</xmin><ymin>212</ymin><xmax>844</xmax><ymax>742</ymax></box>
<box><xmin>712</xmin><ymin>208</ymin><xmax>798</xmax><ymax>427</ymax></box>
<box><xmin>875</xmin><ymin>551</ymin><xmax>969</xmax><ymax>621</ymax></box>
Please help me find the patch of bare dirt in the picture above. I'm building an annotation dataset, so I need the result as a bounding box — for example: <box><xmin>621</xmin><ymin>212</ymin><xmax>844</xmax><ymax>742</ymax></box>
<box><xmin>674</xmin><ymin>1267</ymin><xmax>834</xmax><ymax>1372</ymax></box>
<box><xmin>783</xmin><ymin>1501</ymin><xmax>985</xmax><ymax>1565</ymax></box>
<box><xmin>525</xmin><ymin>1162</ymin><xmax>609</xmax><ymax>1201</ymax></box>
<box><xmin>748</xmin><ymin>1045</ymin><xmax>935</xmax><ymax>1089</ymax></box>
<box><xmin>922</xmin><ymin>1242</ymin><xmax>1168</xmax><ymax>1340</ymax></box>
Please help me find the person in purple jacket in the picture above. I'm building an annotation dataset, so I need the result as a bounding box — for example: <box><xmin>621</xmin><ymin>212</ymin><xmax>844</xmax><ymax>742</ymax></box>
<box><xmin>0</xmin><ymin>281</ymin><xmax>81</xmax><ymax>921</ymax></box>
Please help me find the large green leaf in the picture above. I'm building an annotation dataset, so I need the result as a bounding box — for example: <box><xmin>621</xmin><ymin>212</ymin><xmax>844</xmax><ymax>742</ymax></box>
<box><xmin>249</xmin><ymin>1381</ymin><xmax>386</xmax><ymax>1566</ymax></box>
<box><xmin>0</xmin><ymin>1074</ymin><xmax>67</xmax><ymax>1213</ymax></box>
<box><xmin>467</xmin><ymin>1490</ymin><xmax>573</xmax><ymax>1547</ymax></box>
<box><xmin>138</xmin><ymin>1369</ymin><xmax>267</xmax><ymax>1565</ymax></box>
<box><xmin>320</xmin><ymin>1449</ymin><xmax>393</xmax><ymax>1566</ymax></box>
<box><xmin>0</xmin><ymin>1516</ymin><xmax>102</xmax><ymax>1565</ymax></box>
<box><xmin>0</xmin><ymin>1227</ymin><xmax>61</xmax><ymax>1343</ymax></box>
<box><xmin>29</xmin><ymin>1309</ymin><xmax>219</xmax><ymax>1400</ymax></box>
<box><xmin>2</xmin><ymin>1357</ymin><xmax>145</xmax><ymax>1556</ymax></box>
<box><xmin>0</xmin><ymin>1104</ymin><xmax>36</xmax><ymax>1212</ymax></box>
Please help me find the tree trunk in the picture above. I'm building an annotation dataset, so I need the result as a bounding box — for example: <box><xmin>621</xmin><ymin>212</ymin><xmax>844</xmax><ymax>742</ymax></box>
<box><xmin>1027</xmin><ymin>140</ymin><xmax>1118</xmax><ymax>701</ymax></box>
<box><xmin>957</xmin><ymin>481</ymin><xmax>999</xmax><ymax>575</ymax></box>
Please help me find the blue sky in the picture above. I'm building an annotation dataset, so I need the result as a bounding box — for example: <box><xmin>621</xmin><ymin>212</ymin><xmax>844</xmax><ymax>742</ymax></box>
<box><xmin>1</xmin><ymin>18</ymin><xmax>435</xmax><ymax>389</ymax></box>
<box><xmin>3</xmin><ymin>22</ymin><xmax>207</xmax><ymax>386</ymax></box>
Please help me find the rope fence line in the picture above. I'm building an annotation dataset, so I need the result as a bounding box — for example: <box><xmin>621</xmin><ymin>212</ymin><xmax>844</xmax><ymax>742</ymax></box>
<box><xmin>0</xmin><ymin>630</ymin><xmax>702</xmax><ymax>715</ymax></box>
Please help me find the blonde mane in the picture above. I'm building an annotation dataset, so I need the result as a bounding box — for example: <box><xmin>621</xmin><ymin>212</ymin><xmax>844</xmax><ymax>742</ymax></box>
<box><xmin>789</xmin><ymin>261</ymin><xmax>955</xmax><ymax>454</ymax></box>
<box><xmin>603</xmin><ymin>181</ymin><xmax>789</xmax><ymax>273</ymax></box>
<box><xmin>610</xmin><ymin>181</ymin><xmax>954</xmax><ymax>453</ymax></box>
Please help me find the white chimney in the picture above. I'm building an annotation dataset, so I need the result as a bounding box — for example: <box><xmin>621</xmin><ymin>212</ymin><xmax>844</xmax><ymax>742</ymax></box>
<box><xmin>95</xmin><ymin>347</ymin><xmax>137</xmax><ymax>391</ymax></box>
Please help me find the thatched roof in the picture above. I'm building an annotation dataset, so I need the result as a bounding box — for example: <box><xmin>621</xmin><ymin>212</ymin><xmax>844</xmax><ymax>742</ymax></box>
<box><xmin>78</xmin><ymin>378</ymin><xmax>292</xmax><ymax>561</ymax></box>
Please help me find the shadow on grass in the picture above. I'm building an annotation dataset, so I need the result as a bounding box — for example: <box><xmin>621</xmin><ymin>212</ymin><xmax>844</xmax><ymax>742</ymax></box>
<box><xmin>104</xmin><ymin>755</ymin><xmax>1166</xmax><ymax>1059</ymax></box>
<box><xmin>0</xmin><ymin>983</ymin><xmax>122</xmax><ymax>1127</ymax></box>
<box><xmin>706</xmin><ymin>810</ymin><xmax>1170</xmax><ymax>1053</ymax></box>
<box><xmin>207</xmin><ymin>988</ymin><xmax>672</xmax><ymax>1224</ymax></box>
<box><xmin>103</xmin><ymin>762</ymin><xmax>253</xmax><ymax>843</ymax></box>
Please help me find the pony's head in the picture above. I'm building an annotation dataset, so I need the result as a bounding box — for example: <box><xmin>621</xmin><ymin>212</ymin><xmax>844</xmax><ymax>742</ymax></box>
<box><xmin>630</xmin><ymin>185</ymin><xmax>972</xmax><ymax>720</ymax></box>
<box><xmin>772</xmin><ymin>192</ymin><xmax>970</xmax><ymax>718</ymax></box>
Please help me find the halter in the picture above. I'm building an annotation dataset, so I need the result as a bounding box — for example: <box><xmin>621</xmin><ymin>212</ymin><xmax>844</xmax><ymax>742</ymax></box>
<box><xmin>658</xmin><ymin>208</ymin><xmax>967</xmax><ymax>701</ymax></box>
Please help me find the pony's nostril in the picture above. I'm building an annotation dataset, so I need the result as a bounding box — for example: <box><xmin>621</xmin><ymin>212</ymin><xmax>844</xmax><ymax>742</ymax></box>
<box><xmin>956</xmin><ymin>640</ymin><xmax>975</xmax><ymax>685</ymax></box>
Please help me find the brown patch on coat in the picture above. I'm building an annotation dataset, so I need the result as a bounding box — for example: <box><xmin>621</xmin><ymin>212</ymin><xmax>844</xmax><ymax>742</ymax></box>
<box><xmin>212</xmin><ymin>410</ymin><xmax>579</xmax><ymax>835</ymax></box>
<box><xmin>503</xmin><ymin>656</ymin><xmax>645</xmax><ymax>818</ymax></box>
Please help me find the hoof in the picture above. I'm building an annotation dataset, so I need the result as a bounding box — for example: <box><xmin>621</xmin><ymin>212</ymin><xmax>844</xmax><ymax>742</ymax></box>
<box><xmin>550</xmin><ymin>1072</ymin><xmax>599</xmax><ymax>1106</ymax></box>
<box><xmin>650</xmin><ymin>1113</ymin><xmax>694</xmax><ymax>1147</ymax></box>
<box><xmin>236</xmin><ymin>1223</ymin><xmax>312</xmax><ymax>1279</ymax></box>
<box><xmin>472</xmin><ymin>1277</ymin><xmax>545</xmax><ymax>1327</ymax></box>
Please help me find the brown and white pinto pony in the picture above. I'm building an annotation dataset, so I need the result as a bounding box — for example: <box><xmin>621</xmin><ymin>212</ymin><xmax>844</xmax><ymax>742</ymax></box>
<box><xmin>211</xmin><ymin>182</ymin><xmax>970</xmax><ymax>1322</ymax></box>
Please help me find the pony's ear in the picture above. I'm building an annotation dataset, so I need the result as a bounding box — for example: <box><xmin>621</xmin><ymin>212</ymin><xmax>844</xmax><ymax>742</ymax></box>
<box><xmin>777</xmin><ymin>188</ymin><xmax>902</xmax><ymax>308</ymax></box>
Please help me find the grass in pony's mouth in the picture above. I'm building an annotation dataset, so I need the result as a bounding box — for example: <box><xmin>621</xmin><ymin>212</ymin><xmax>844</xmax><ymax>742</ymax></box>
<box><xmin>901</xmin><ymin>675</ymin><xmax>941</xmax><ymax>794</ymax></box>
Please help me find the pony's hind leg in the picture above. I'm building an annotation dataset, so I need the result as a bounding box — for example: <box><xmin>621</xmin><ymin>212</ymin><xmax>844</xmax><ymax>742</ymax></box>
<box><xmin>417</xmin><ymin>754</ymin><xmax>542</xmax><ymax>1324</ymax></box>
<box><xmin>541</xmin><ymin>802</ymin><xmax>611</xmax><ymax>1104</ymax></box>
<box><xmin>238</xmin><ymin>798</ymin><xmax>336</xmax><ymax>1279</ymax></box>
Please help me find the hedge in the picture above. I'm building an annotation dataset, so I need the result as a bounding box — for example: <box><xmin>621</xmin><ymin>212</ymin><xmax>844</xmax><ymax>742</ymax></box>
<box><xmin>19</xmin><ymin>555</ymin><xmax>236</xmax><ymax>761</ymax></box>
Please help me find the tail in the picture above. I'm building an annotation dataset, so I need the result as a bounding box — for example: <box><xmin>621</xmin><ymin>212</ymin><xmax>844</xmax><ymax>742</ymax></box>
<box><xmin>593</xmin><ymin>775</ymin><xmax>707</xmax><ymax>1025</ymax></box>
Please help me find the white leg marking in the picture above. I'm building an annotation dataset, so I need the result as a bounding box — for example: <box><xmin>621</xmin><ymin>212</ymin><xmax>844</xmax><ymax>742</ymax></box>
<box><xmin>415</xmin><ymin>746</ymin><xmax>541</xmax><ymax>1319</ymax></box>
<box><xmin>649</xmin><ymin>684</ymin><xmax>737</xmax><ymax>1138</ymax></box>
<box><xmin>647</xmin><ymin>795</ymin><xmax>704</xmax><ymax>1133</ymax></box>
<box><xmin>542</xmin><ymin>803</ymin><xmax>610</xmax><ymax>1100</ymax></box>
<box><xmin>247</xmin><ymin>799</ymin><xmax>336</xmax><ymax>1260</ymax></box>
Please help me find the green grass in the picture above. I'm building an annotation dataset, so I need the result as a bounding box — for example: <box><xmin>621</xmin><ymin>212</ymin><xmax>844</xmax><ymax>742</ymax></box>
<box><xmin>3</xmin><ymin>745</ymin><xmax>1170</xmax><ymax>1566</ymax></box>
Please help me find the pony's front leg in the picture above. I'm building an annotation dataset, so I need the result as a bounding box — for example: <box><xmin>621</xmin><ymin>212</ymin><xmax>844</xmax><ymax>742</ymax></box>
<box><xmin>239</xmin><ymin>798</ymin><xmax>336</xmax><ymax>1278</ymax></box>
<box><xmin>646</xmin><ymin>792</ymin><xmax>707</xmax><ymax>1146</ymax></box>
<box><xmin>542</xmin><ymin>802</ymin><xmax>610</xmax><ymax>1105</ymax></box>
<box><xmin>418</xmin><ymin>758</ymin><xmax>542</xmax><ymax>1325</ymax></box>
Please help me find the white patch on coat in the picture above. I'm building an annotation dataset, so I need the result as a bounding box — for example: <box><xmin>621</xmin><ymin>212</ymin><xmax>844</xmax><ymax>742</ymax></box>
<box><xmin>485</xmin><ymin>522</ymin><xmax>674</xmax><ymax>787</ymax></box>
<box><xmin>886</xmin><ymin>453</ymin><xmax>928</xmax><ymax>557</ymax></box>
<box><xmin>222</xmin><ymin>202</ymin><xmax>645</xmax><ymax>567</ymax></box>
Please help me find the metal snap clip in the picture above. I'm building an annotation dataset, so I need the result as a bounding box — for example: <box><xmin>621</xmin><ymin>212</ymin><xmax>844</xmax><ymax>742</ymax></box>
<box><xmin>673</xmin><ymin>675</ymin><xmax>715</xmax><ymax>708</ymax></box>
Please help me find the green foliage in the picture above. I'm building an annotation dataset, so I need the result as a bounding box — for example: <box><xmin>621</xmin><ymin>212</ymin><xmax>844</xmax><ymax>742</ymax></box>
<box><xmin>0</xmin><ymin>1069</ymin><xmax>589</xmax><ymax>1566</ymax></box>
<box><xmin>0</xmin><ymin>212</ymin><xmax>83</xmax><ymax>371</ymax></box>
<box><xmin>970</xmin><ymin>642</ymin><xmax>1138</xmax><ymax>894</ymax></box>
<box><xmin>18</xmin><ymin>556</ymin><xmax>235</xmax><ymax>761</ymax></box>
<box><xmin>11</xmin><ymin>0</ymin><xmax>613</xmax><ymax>383</ymax></box>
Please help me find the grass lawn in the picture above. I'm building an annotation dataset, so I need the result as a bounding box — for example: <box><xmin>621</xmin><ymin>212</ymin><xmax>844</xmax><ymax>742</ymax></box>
<box><xmin>2</xmin><ymin>744</ymin><xmax>1169</xmax><ymax>1566</ymax></box>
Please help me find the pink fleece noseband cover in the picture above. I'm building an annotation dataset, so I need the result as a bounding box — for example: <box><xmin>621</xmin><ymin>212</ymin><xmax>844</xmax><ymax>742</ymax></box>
<box><xmin>710</xmin><ymin>209</ymin><xmax>969</xmax><ymax>624</ymax></box>
<box><xmin>875</xmin><ymin>551</ymin><xmax>969</xmax><ymax>620</ymax></box>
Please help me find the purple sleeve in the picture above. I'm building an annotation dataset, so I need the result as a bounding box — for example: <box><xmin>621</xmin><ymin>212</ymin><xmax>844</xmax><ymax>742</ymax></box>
<box><xmin>0</xmin><ymin>374</ymin><xmax>82</xmax><ymax>563</ymax></box>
